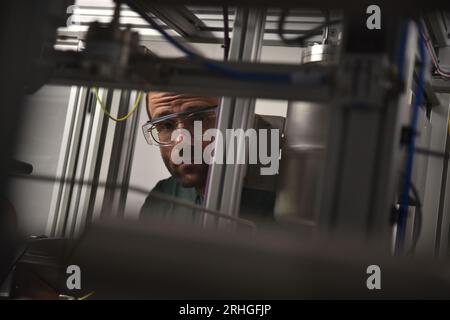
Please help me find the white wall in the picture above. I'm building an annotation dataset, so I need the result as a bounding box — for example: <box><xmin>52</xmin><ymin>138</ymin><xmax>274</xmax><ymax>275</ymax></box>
<box><xmin>8</xmin><ymin>85</ymin><xmax>72</xmax><ymax>236</ymax></box>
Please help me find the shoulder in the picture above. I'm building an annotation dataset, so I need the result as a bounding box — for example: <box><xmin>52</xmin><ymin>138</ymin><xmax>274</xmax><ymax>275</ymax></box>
<box><xmin>140</xmin><ymin>177</ymin><xmax>176</xmax><ymax>219</ymax></box>
<box><xmin>139</xmin><ymin>176</ymin><xmax>198</xmax><ymax>220</ymax></box>
<box><xmin>152</xmin><ymin>176</ymin><xmax>178</xmax><ymax>193</ymax></box>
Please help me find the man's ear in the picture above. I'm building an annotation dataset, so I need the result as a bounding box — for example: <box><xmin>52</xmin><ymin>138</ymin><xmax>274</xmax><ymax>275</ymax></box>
<box><xmin>145</xmin><ymin>92</ymin><xmax>152</xmax><ymax>120</ymax></box>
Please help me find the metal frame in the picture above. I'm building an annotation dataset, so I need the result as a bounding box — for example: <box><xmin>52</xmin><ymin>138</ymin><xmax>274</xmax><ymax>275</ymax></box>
<box><xmin>204</xmin><ymin>7</ymin><xmax>266</xmax><ymax>227</ymax></box>
<box><xmin>316</xmin><ymin>21</ymin><xmax>420</xmax><ymax>249</ymax></box>
<box><xmin>110</xmin><ymin>0</ymin><xmax>450</xmax><ymax>11</ymax></box>
<box><xmin>47</xmin><ymin>3</ymin><xmax>450</xmax><ymax>258</ymax></box>
<box><xmin>432</xmin><ymin>47</ymin><xmax>450</xmax><ymax>258</ymax></box>
<box><xmin>58</xmin><ymin>4</ymin><xmax>328</xmax><ymax>46</ymax></box>
<box><xmin>128</xmin><ymin>0</ymin><xmax>217</xmax><ymax>40</ymax></box>
<box><xmin>100</xmin><ymin>90</ymin><xmax>142</xmax><ymax>218</ymax></box>
<box><xmin>70</xmin><ymin>87</ymin><xmax>113</xmax><ymax>237</ymax></box>
<box><xmin>432</xmin><ymin>78</ymin><xmax>450</xmax><ymax>93</ymax></box>
<box><xmin>424</xmin><ymin>12</ymin><xmax>450</xmax><ymax>48</ymax></box>
<box><xmin>440</xmin><ymin>122</ymin><xmax>450</xmax><ymax>258</ymax></box>
<box><xmin>47</xmin><ymin>85</ymin><xmax>142</xmax><ymax>237</ymax></box>
<box><xmin>430</xmin><ymin>94</ymin><xmax>450</xmax><ymax>258</ymax></box>
<box><xmin>46</xmin><ymin>86</ymin><xmax>82</xmax><ymax>236</ymax></box>
<box><xmin>46</xmin><ymin>86</ymin><xmax>91</xmax><ymax>237</ymax></box>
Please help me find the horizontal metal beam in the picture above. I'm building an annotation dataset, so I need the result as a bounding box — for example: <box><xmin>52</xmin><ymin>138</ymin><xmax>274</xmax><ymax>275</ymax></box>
<box><xmin>49</xmin><ymin>51</ymin><xmax>334</xmax><ymax>101</ymax></box>
<box><xmin>57</xmin><ymin>27</ymin><xmax>323</xmax><ymax>47</ymax></box>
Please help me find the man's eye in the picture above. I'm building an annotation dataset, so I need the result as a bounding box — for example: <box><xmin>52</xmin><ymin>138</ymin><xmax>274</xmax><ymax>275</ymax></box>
<box><xmin>156</xmin><ymin>121</ymin><xmax>175</xmax><ymax>131</ymax></box>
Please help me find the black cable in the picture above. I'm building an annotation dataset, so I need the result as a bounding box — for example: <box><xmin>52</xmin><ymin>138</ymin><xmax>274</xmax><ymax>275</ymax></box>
<box><xmin>222</xmin><ymin>5</ymin><xmax>230</xmax><ymax>61</ymax></box>
<box><xmin>277</xmin><ymin>8</ymin><xmax>341</xmax><ymax>46</ymax></box>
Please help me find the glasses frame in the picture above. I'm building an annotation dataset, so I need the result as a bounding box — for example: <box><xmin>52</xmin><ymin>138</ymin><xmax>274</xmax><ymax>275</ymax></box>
<box><xmin>142</xmin><ymin>105</ymin><xmax>218</xmax><ymax>146</ymax></box>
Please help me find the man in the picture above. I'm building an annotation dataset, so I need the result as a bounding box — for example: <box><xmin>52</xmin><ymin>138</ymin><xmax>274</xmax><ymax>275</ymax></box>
<box><xmin>140</xmin><ymin>91</ymin><xmax>275</xmax><ymax>225</ymax></box>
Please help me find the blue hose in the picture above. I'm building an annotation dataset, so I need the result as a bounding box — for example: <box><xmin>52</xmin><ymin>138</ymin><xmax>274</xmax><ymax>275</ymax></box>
<box><xmin>396</xmin><ymin>22</ymin><xmax>427</xmax><ymax>253</ymax></box>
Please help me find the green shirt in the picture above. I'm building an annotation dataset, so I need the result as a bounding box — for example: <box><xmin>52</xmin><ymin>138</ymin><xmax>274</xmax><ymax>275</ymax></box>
<box><xmin>140</xmin><ymin>176</ymin><xmax>275</xmax><ymax>225</ymax></box>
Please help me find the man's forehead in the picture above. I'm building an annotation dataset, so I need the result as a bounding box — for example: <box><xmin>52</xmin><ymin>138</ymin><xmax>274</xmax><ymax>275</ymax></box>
<box><xmin>148</xmin><ymin>92</ymin><xmax>219</xmax><ymax>118</ymax></box>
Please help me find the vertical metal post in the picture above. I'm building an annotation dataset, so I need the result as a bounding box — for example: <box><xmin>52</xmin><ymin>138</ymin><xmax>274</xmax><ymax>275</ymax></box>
<box><xmin>46</xmin><ymin>87</ymin><xmax>142</xmax><ymax>238</ymax></box>
<box><xmin>100</xmin><ymin>90</ymin><xmax>142</xmax><ymax>219</ymax></box>
<box><xmin>63</xmin><ymin>87</ymin><xmax>112</xmax><ymax>238</ymax></box>
<box><xmin>430</xmin><ymin>95</ymin><xmax>450</xmax><ymax>257</ymax></box>
<box><xmin>439</xmin><ymin>109</ymin><xmax>450</xmax><ymax>258</ymax></box>
<box><xmin>317</xmin><ymin>21</ymin><xmax>419</xmax><ymax>250</ymax></box>
<box><xmin>435</xmin><ymin>48</ymin><xmax>450</xmax><ymax>259</ymax></box>
<box><xmin>46</xmin><ymin>86</ymin><xmax>81</xmax><ymax>237</ymax></box>
<box><xmin>47</xmin><ymin>86</ymin><xmax>100</xmax><ymax>238</ymax></box>
<box><xmin>204</xmin><ymin>7</ymin><xmax>266</xmax><ymax>228</ymax></box>
<box><xmin>419</xmin><ymin>47</ymin><xmax>450</xmax><ymax>258</ymax></box>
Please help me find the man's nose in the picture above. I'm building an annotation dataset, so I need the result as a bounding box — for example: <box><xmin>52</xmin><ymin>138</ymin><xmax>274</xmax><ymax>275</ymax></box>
<box><xmin>172</xmin><ymin>127</ymin><xmax>193</xmax><ymax>145</ymax></box>
<box><xmin>172</xmin><ymin>129</ymin><xmax>185</xmax><ymax>144</ymax></box>
<box><xmin>171</xmin><ymin>122</ymin><xmax>185</xmax><ymax>143</ymax></box>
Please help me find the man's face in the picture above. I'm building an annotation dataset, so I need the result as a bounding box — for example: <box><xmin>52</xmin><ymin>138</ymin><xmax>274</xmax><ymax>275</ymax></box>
<box><xmin>147</xmin><ymin>92</ymin><xmax>219</xmax><ymax>191</ymax></box>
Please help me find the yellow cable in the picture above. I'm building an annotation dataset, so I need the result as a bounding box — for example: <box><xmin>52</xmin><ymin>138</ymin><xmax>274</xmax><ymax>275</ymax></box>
<box><xmin>93</xmin><ymin>87</ymin><xmax>143</xmax><ymax>122</ymax></box>
<box><xmin>78</xmin><ymin>291</ymin><xmax>95</xmax><ymax>300</ymax></box>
